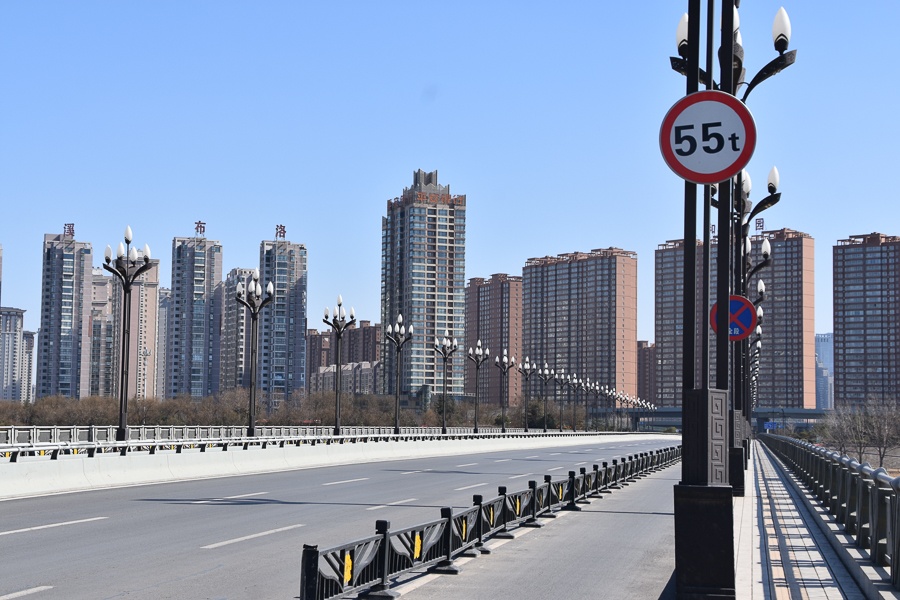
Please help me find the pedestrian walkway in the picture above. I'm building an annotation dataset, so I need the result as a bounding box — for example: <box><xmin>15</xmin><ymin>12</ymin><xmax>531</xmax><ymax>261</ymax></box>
<box><xmin>753</xmin><ymin>441</ymin><xmax>865</xmax><ymax>599</ymax></box>
<box><xmin>396</xmin><ymin>442</ymin><xmax>868</xmax><ymax>599</ymax></box>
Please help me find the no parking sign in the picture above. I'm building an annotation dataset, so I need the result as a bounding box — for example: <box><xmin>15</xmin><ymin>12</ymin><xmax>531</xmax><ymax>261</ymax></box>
<box><xmin>710</xmin><ymin>295</ymin><xmax>757</xmax><ymax>342</ymax></box>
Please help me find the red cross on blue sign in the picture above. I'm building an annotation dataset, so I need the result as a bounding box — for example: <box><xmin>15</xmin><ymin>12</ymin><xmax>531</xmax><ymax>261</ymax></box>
<box><xmin>710</xmin><ymin>295</ymin><xmax>758</xmax><ymax>342</ymax></box>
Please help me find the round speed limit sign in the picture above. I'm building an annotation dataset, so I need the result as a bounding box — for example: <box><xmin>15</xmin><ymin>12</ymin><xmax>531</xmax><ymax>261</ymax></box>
<box><xmin>659</xmin><ymin>90</ymin><xmax>756</xmax><ymax>185</ymax></box>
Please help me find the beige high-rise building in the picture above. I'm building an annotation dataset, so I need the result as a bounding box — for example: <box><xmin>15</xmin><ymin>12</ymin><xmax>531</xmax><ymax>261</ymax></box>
<box><xmin>654</xmin><ymin>229</ymin><xmax>815</xmax><ymax>410</ymax></box>
<box><xmin>1</xmin><ymin>307</ymin><xmax>31</xmax><ymax>402</ymax></box>
<box><xmin>465</xmin><ymin>274</ymin><xmax>523</xmax><ymax>410</ymax></box>
<box><xmin>522</xmin><ymin>248</ymin><xmax>638</xmax><ymax>415</ymax></box>
<box><xmin>833</xmin><ymin>232</ymin><xmax>900</xmax><ymax>407</ymax></box>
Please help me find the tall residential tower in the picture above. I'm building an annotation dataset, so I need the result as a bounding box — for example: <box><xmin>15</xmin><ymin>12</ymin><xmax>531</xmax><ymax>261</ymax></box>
<box><xmin>381</xmin><ymin>170</ymin><xmax>466</xmax><ymax>408</ymax></box>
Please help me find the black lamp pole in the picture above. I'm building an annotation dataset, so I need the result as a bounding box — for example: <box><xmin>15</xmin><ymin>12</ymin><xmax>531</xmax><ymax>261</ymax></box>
<box><xmin>466</xmin><ymin>340</ymin><xmax>490</xmax><ymax>434</ymax></box>
<box><xmin>494</xmin><ymin>349</ymin><xmax>515</xmax><ymax>434</ymax></box>
<box><xmin>103</xmin><ymin>226</ymin><xmax>154</xmax><ymax>443</ymax></box>
<box><xmin>235</xmin><ymin>270</ymin><xmax>274</xmax><ymax>437</ymax></box>
<box><xmin>385</xmin><ymin>313</ymin><xmax>413</xmax><ymax>435</ymax></box>
<box><xmin>434</xmin><ymin>331</ymin><xmax>458</xmax><ymax>435</ymax></box>
<box><xmin>536</xmin><ymin>363</ymin><xmax>552</xmax><ymax>432</ymax></box>
<box><xmin>517</xmin><ymin>358</ymin><xmax>536</xmax><ymax>432</ymax></box>
<box><xmin>554</xmin><ymin>370</ymin><xmax>567</xmax><ymax>433</ymax></box>
<box><xmin>324</xmin><ymin>296</ymin><xmax>355</xmax><ymax>436</ymax></box>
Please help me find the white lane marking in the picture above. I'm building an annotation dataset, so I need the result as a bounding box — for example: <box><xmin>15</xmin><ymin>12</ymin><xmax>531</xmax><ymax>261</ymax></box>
<box><xmin>547</xmin><ymin>467</ymin><xmax>564</xmax><ymax>472</ymax></box>
<box><xmin>0</xmin><ymin>517</ymin><xmax>107</xmax><ymax>537</ymax></box>
<box><xmin>508</xmin><ymin>473</ymin><xmax>533</xmax><ymax>480</ymax></box>
<box><xmin>367</xmin><ymin>498</ymin><xmax>417</xmax><ymax>511</ymax></box>
<box><xmin>575</xmin><ymin>462</ymin><xmax>587</xmax><ymax>466</ymax></box>
<box><xmin>401</xmin><ymin>469</ymin><xmax>432</xmax><ymax>475</ymax></box>
<box><xmin>494</xmin><ymin>459</ymin><xmax>510</xmax><ymax>463</ymax></box>
<box><xmin>549</xmin><ymin>452</ymin><xmax>561</xmax><ymax>456</ymax></box>
<box><xmin>525</xmin><ymin>455</ymin><xmax>539</xmax><ymax>459</ymax></box>
<box><xmin>322</xmin><ymin>478</ymin><xmax>369</xmax><ymax>486</ymax></box>
<box><xmin>455</xmin><ymin>483</ymin><xmax>487</xmax><ymax>491</ymax></box>
<box><xmin>202</xmin><ymin>524</ymin><xmax>305</xmax><ymax>549</ymax></box>
<box><xmin>456</xmin><ymin>463</ymin><xmax>478</xmax><ymax>467</ymax></box>
<box><xmin>192</xmin><ymin>492</ymin><xmax>268</xmax><ymax>504</ymax></box>
<box><xmin>0</xmin><ymin>587</ymin><xmax>54</xmax><ymax>599</ymax></box>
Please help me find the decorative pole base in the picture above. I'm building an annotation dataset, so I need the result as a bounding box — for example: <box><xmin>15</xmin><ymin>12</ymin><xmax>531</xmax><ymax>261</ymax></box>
<box><xmin>674</xmin><ymin>484</ymin><xmax>735</xmax><ymax>598</ymax></box>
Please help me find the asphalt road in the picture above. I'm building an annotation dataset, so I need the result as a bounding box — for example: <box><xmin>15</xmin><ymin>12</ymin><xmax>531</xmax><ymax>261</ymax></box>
<box><xmin>0</xmin><ymin>435</ymin><xmax>678</xmax><ymax>600</ymax></box>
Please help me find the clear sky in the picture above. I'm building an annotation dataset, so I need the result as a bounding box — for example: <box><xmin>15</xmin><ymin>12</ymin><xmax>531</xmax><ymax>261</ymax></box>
<box><xmin>1</xmin><ymin>2</ymin><xmax>896</xmax><ymax>342</ymax></box>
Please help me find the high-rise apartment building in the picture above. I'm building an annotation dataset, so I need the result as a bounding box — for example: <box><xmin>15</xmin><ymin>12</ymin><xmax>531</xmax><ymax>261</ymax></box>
<box><xmin>814</xmin><ymin>333</ymin><xmax>835</xmax><ymax>410</ymax></box>
<box><xmin>654</xmin><ymin>229</ymin><xmax>814</xmax><ymax>410</ymax></box>
<box><xmin>654</xmin><ymin>239</ymin><xmax>705</xmax><ymax>407</ymax></box>
<box><xmin>89</xmin><ymin>269</ymin><xmax>115</xmax><ymax>398</ymax></box>
<box><xmin>465</xmin><ymin>274</ymin><xmax>523</xmax><ymax>409</ymax></box>
<box><xmin>637</xmin><ymin>341</ymin><xmax>657</xmax><ymax>404</ymax></box>
<box><xmin>219</xmin><ymin>268</ymin><xmax>255</xmax><ymax>392</ymax></box>
<box><xmin>522</xmin><ymin>248</ymin><xmax>638</xmax><ymax>409</ymax></box>
<box><xmin>37</xmin><ymin>226</ymin><xmax>93</xmax><ymax>399</ymax></box>
<box><xmin>156</xmin><ymin>288</ymin><xmax>172</xmax><ymax>398</ymax></box>
<box><xmin>166</xmin><ymin>222</ymin><xmax>223</xmax><ymax>399</ymax></box>
<box><xmin>0</xmin><ymin>307</ymin><xmax>33</xmax><ymax>402</ymax></box>
<box><xmin>747</xmin><ymin>229</ymin><xmax>815</xmax><ymax>410</ymax></box>
<box><xmin>381</xmin><ymin>170</ymin><xmax>466</xmax><ymax>407</ymax></box>
<box><xmin>833</xmin><ymin>233</ymin><xmax>900</xmax><ymax>406</ymax></box>
<box><xmin>258</xmin><ymin>229</ymin><xmax>308</xmax><ymax>405</ymax></box>
<box><xmin>815</xmin><ymin>333</ymin><xmax>834</xmax><ymax>375</ymax></box>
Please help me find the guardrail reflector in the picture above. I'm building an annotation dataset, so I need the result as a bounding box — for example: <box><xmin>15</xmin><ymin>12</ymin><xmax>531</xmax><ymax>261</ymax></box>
<box><xmin>343</xmin><ymin>551</ymin><xmax>352</xmax><ymax>585</ymax></box>
<box><xmin>414</xmin><ymin>533</ymin><xmax>422</xmax><ymax>559</ymax></box>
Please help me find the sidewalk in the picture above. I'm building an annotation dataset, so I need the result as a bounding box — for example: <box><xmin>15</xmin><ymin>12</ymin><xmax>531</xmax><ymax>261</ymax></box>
<box><xmin>396</xmin><ymin>442</ymin><xmax>867</xmax><ymax>599</ymax></box>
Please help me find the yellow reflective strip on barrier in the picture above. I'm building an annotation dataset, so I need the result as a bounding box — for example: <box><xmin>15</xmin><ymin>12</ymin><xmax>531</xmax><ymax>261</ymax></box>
<box><xmin>414</xmin><ymin>533</ymin><xmax>422</xmax><ymax>559</ymax></box>
<box><xmin>461</xmin><ymin>519</ymin><xmax>467</xmax><ymax>541</ymax></box>
<box><xmin>489</xmin><ymin>506</ymin><xmax>494</xmax><ymax>525</ymax></box>
<box><xmin>515</xmin><ymin>497</ymin><xmax>521</xmax><ymax>515</ymax></box>
<box><xmin>343</xmin><ymin>552</ymin><xmax>353</xmax><ymax>585</ymax></box>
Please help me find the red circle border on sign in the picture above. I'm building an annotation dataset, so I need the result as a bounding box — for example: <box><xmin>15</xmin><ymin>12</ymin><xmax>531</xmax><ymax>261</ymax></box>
<box><xmin>709</xmin><ymin>294</ymin><xmax>758</xmax><ymax>342</ymax></box>
<box><xmin>659</xmin><ymin>90</ymin><xmax>757</xmax><ymax>185</ymax></box>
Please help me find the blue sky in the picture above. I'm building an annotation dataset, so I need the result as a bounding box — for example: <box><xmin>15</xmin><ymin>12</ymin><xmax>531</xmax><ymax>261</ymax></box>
<box><xmin>1</xmin><ymin>2</ymin><xmax>896</xmax><ymax>341</ymax></box>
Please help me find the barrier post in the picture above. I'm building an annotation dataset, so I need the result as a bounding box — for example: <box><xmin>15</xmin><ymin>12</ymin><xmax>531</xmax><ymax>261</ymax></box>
<box><xmin>299</xmin><ymin>544</ymin><xmax>319</xmax><ymax>600</ymax></box>
<box><xmin>472</xmin><ymin>495</ymin><xmax>492</xmax><ymax>554</ymax></box>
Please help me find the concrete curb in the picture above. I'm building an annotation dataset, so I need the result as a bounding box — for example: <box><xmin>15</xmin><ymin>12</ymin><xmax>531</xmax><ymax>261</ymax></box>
<box><xmin>1</xmin><ymin>433</ymin><xmax>674</xmax><ymax>500</ymax></box>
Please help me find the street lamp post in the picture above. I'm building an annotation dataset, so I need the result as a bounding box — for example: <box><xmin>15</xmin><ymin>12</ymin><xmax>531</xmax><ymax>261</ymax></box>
<box><xmin>669</xmin><ymin>3</ymin><xmax>796</xmax><ymax>597</ymax></box>
<box><xmin>324</xmin><ymin>296</ymin><xmax>356</xmax><ymax>436</ymax></box>
<box><xmin>564</xmin><ymin>374</ymin><xmax>579</xmax><ymax>433</ymax></box>
<box><xmin>235</xmin><ymin>270</ymin><xmax>274</xmax><ymax>437</ymax></box>
<box><xmin>494</xmin><ymin>349</ymin><xmax>515</xmax><ymax>434</ymax></box>
<box><xmin>554</xmin><ymin>370</ymin><xmax>567</xmax><ymax>432</ymax></box>
<box><xmin>385</xmin><ymin>314</ymin><xmax>413</xmax><ymax>435</ymax></box>
<box><xmin>517</xmin><ymin>358</ymin><xmax>536</xmax><ymax>432</ymax></box>
<box><xmin>434</xmin><ymin>331</ymin><xmax>458</xmax><ymax>435</ymax></box>
<box><xmin>466</xmin><ymin>340</ymin><xmax>490</xmax><ymax>434</ymax></box>
<box><xmin>536</xmin><ymin>363</ymin><xmax>553</xmax><ymax>432</ymax></box>
<box><xmin>103</xmin><ymin>226</ymin><xmax>154</xmax><ymax>442</ymax></box>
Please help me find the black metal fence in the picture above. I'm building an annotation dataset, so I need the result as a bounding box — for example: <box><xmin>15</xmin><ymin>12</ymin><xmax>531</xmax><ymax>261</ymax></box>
<box><xmin>299</xmin><ymin>445</ymin><xmax>682</xmax><ymax>600</ymax></box>
<box><xmin>760</xmin><ymin>434</ymin><xmax>900</xmax><ymax>589</ymax></box>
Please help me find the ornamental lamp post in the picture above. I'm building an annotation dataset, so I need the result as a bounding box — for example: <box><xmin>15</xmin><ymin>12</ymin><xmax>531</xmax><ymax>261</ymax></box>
<box><xmin>235</xmin><ymin>270</ymin><xmax>274</xmax><ymax>437</ymax></box>
<box><xmin>564</xmin><ymin>374</ymin><xmax>579</xmax><ymax>432</ymax></box>
<box><xmin>103</xmin><ymin>226</ymin><xmax>154</xmax><ymax>442</ymax></box>
<box><xmin>517</xmin><ymin>357</ymin><xmax>536</xmax><ymax>432</ymax></box>
<box><xmin>434</xmin><ymin>331</ymin><xmax>458</xmax><ymax>435</ymax></box>
<box><xmin>494</xmin><ymin>349</ymin><xmax>515</xmax><ymax>434</ymax></box>
<box><xmin>554</xmin><ymin>369</ymin><xmax>567</xmax><ymax>432</ymax></box>
<box><xmin>536</xmin><ymin>363</ymin><xmax>553</xmax><ymax>432</ymax></box>
<box><xmin>466</xmin><ymin>340</ymin><xmax>490</xmax><ymax>434</ymax></box>
<box><xmin>324</xmin><ymin>296</ymin><xmax>356</xmax><ymax>436</ymax></box>
<box><xmin>385</xmin><ymin>314</ymin><xmax>413</xmax><ymax>435</ymax></box>
<box><xmin>668</xmin><ymin>3</ymin><xmax>796</xmax><ymax>596</ymax></box>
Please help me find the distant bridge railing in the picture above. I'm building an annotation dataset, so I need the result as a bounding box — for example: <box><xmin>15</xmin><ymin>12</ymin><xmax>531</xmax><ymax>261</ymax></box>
<box><xmin>0</xmin><ymin>426</ymin><xmax>659</xmax><ymax>463</ymax></box>
<box><xmin>760</xmin><ymin>434</ymin><xmax>900</xmax><ymax>590</ymax></box>
<box><xmin>299</xmin><ymin>445</ymin><xmax>682</xmax><ymax>599</ymax></box>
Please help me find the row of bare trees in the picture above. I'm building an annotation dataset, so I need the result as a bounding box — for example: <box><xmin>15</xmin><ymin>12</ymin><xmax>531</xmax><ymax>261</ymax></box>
<box><xmin>815</xmin><ymin>398</ymin><xmax>900</xmax><ymax>469</ymax></box>
<box><xmin>0</xmin><ymin>392</ymin><xmax>612</xmax><ymax>431</ymax></box>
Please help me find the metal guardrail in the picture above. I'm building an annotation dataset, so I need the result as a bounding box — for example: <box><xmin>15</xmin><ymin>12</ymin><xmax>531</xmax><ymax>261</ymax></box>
<box><xmin>298</xmin><ymin>445</ymin><xmax>683</xmax><ymax>600</ymax></box>
<box><xmin>760</xmin><ymin>434</ymin><xmax>900</xmax><ymax>589</ymax></box>
<box><xmin>0</xmin><ymin>425</ymin><xmax>524</xmax><ymax>445</ymax></box>
<box><xmin>0</xmin><ymin>427</ymin><xmax>644</xmax><ymax>463</ymax></box>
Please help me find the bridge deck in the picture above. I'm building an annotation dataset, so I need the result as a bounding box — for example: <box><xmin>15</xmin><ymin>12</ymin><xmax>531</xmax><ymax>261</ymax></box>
<box><xmin>400</xmin><ymin>441</ymin><xmax>866</xmax><ymax>599</ymax></box>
